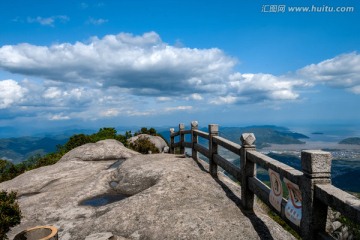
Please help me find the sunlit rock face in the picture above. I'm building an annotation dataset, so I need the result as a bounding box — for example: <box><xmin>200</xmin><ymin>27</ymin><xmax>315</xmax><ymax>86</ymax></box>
<box><xmin>1</xmin><ymin>141</ymin><xmax>294</xmax><ymax>240</ymax></box>
<box><xmin>59</xmin><ymin>139</ymin><xmax>140</xmax><ymax>162</ymax></box>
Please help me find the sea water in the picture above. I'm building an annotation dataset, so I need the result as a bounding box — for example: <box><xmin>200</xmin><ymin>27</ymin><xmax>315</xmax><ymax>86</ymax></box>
<box><xmin>217</xmin><ymin>124</ymin><xmax>360</xmax><ymax>194</ymax></box>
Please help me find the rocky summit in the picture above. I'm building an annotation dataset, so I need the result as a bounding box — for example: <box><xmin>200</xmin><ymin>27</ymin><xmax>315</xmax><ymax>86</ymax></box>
<box><xmin>1</xmin><ymin>139</ymin><xmax>294</xmax><ymax>240</ymax></box>
<box><xmin>127</xmin><ymin>134</ymin><xmax>169</xmax><ymax>153</ymax></box>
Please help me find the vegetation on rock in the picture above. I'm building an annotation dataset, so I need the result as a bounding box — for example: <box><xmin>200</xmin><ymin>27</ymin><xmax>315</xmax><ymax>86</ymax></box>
<box><xmin>0</xmin><ymin>190</ymin><xmax>21</xmax><ymax>239</ymax></box>
<box><xmin>129</xmin><ymin>137</ymin><xmax>160</xmax><ymax>154</ymax></box>
<box><xmin>134</xmin><ymin>127</ymin><xmax>168</xmax><ymax>144</ymax></box>
<box><xmin>135</xmin><ymin>127</ymin><xmax>157</xmax><ymax>136</ymax></box>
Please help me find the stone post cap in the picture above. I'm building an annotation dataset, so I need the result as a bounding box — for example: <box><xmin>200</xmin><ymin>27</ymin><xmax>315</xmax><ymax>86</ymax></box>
<box><xmin>208</xmin><ymin>124</ymin><xmax>219</xmax><ymax>134</ymax></box>
<box><xmin>241</xmin><ymin>133</ymin><xmax>256</xmax><ymax>146</ymax></box>
<box><xmin>301</xmin><ymin>150</ymin><xmax>332</xmax><ymax>175</ymax></box>
<box><xmin>191</xmin><ymin>121</ymin><xmax>198</xmax><ymax>129</ymax></box>
<box><xmin>170</xmin><ymin>128</ymin><xmax>175</xmax><ymax>133</ymax></box>
<box><xmin>179</xmin><ymin>123</ymin><xmax>185</xmax><ymax>130</ymax></box>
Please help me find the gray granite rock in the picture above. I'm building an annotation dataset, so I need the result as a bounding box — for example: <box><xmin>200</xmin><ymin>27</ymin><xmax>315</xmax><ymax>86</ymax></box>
<box><xmin>85</xmin><ymin>232</ymin><xmax>127</xmax><ymax>240</ymax></box>
<box><xmin>60</xmin><ymin>139</ymin><xmax>139</xmax><ymax>162</ymax></box>
<box><xmin>1</xmin><ymin>144</ymin><xmax>294</xmax><ymax>240</ymax></box>
<box><xmin>85</xmin><ymin>232</ymin><xmax>113</xmax><ymax>240</ymax></box>
<box><xmin>127</xmin><ymin>134</ymin><xmax>168</xmax><ymax>153</ymax></box>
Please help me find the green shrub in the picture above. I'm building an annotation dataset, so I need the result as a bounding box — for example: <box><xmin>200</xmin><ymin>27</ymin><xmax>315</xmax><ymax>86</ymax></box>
<box><xmin>0</xmin><ymin>191</ymin><xmax>21</xmax><ymax>239</ymax></box>
<box><xmin>134</xmin><ymin>127</ymin><xmax>157</xmax><ymax>136</ymax></box>
<box><xmin>129</xmin><ymin>137</ymin><xmax>159</xmax><ymax>154</ymax></box>
<box><xmin>0</xmin><ymin>160</ymin><xmax>20</xmax><ymax>183</ymax></box>
<box><xmin>90</xmin><ymin>128</ymin><xmax>117</xmax><ymax>142</ymax></box>
<box><xmin>62</xmin><ymin>134</ymin><xmax>92</xmax><ymax>152</ymax></box>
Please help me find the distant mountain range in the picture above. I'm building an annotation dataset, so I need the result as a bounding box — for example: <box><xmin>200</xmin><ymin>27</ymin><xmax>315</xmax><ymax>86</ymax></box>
<box><xmin>159</xmin><ymin>125</ymin><xmax>309</xmax><ymax>148</ymax></box>
<box><xmin>0</xmin><ymin>125</ymin><xmax>309</xmax><ymax>163</ymax></box>
<box><xmin>0</xmin><ymin>137</ymin><xmax>68</xmax><ymax>163</ymax></box>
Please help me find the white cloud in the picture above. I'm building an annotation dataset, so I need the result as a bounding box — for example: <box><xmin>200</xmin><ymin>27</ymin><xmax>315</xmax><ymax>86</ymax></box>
<box><xmin>156</xmin><ymin>97</ymin><xmax>172</xmax><ymax>102</ymax></box>
<box><xmin>187</xmin><ymin>93</ymin><xmax>203</xmax><ymax>101</ymax></box>
<box><xmin>298</xmin><ymin>52</ymin><xmax>360</xmax><ymax>93</ymax></box>
<box><xmin>0</xmin><ymin>32</ymin><xmax>236</xmax><ymax>96</ymax></box>
<box><xmin>0</xmin><ymin>32</ymin><xmax>359</xmax><ymax>125</ymax></box>
<box><xmin>43</xmin><ymin>87</ymin><xmax>62</xmax><ymax>99</ymax></box>
<box><xmin>87</xmin><ymin>17</ymin><xmax>108</xmax><ymax>25</ymax></box>
<box><xmin>100</xmin><ymin>109</ymin><xmax>119</xmax><ymax>117</ymax></box>
<box><xmin>49</xmin><ymin>114</ymin><xmax>70</xmax><ymax>121</ymax></box>
<box><xmin>227</xmin><ymin>73</ymin><xmax>303</xmax><ymax>102</ymax></box>
<box><xmin>210</xmin><ymin>95</ymin><xmax>238</xmax><ymax>105</ymax></box>
<box><xmin>27</xmin><ymin>15</ymin><xmax>69</xmax><ymax>27</ymax></box>
<box><xmin>0</xmin><ymin>80</ymin><xmax>27</xmax><ymax>109</ymax></box>
<box><xmin>350</xmin><ymin>85</ymin><xmax>360</xmax><ymax>94</ymax></box>
<box><xmin>164</xmin><ymin>106</ymin><xmax>193</xmax><ymax>112</ymax></box>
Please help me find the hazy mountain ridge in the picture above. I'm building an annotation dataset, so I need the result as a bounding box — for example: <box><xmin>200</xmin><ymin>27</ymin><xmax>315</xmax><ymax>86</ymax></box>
<box><xmin>218</xmin><ymin>126</ymin><xmax>308</xmax><ymax>148</ymax></box>
<box><xmin>0</xmin><ymin>137</ymin><xmax>68</xmax><ymax>163</ymax></box>
<box><xmin>339</xmin><ymin>137</ymin><xmax>360</xmax><ymax>145</ymax></box>
<box><xmin>158</xmin><ymin>125</ymin><xmax>308</xmax><ymax>149</ymax></box>
<box><xmin>0</xmin><ymin>125</ymin><xmax>307</xmax><ymax>163</ymax></box>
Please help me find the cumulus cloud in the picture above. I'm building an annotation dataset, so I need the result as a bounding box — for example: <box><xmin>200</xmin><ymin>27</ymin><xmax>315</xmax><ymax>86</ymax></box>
<box><xmin>27</xmin><ymin>15</ymin><xmax>69</xmax><ymax>27</ymax></box>
<box><xmin>0</xmin><ymin>80</ymin><xmax>27</xmax><ymax>109</ymax></box>
<box><xmin>0</xmin><ymin>32</ymin><xmax>236</xmax><ymax>96</ymax></box>
<box><xmin>298</xmin><ymin>52</ymin><xmax>360</xmax><ymax>94</ymax></box>
<box><xmin>0</xmin><ymin>31</ymin><xmax>309</xmax><ymax>109</ymax></box>
<box><xmin>226</xmin><ymin>73</ymin><xmax>304</xmax><ymax>103</ymax></box>
<box><xmin>0</xmin><ymin>31</ymin><xmax>358</xmax><ymax>124</ymax></box>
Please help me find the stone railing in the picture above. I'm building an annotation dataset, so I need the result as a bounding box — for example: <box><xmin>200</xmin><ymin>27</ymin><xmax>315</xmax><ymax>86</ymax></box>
<box><xmin>169</xmin><ymin>122</ymin><xmax>360</xmax><ymax>240</ymax></box>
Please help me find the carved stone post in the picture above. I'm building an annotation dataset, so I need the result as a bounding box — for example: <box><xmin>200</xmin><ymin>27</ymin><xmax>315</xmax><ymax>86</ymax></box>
<box><xmin>300</xmin><ymin>150</ymin><xmax>332</xmax><ymax>240</ymax></box>
<box><xmin>169</xmin><ymin>128</ymin><xmax>175</xmax><ymax>154</ymax></box>
<box><xmin>179</xmin><ymin>123</ymin><xmax>185</xmax><ymax>154</ymax></box>
<box><xmin>240</xmin><ymin>133</ymin><xmax>256</xmax><ymax>211</ymax></box>
<box><xmin>191</xmin><ymin>121</ymin><xmax>198</xmax><ymax>160</ymax></box>
<box><xmin>208</xmin><ymin>124</ymin><xmax>219</xmax><ymax>178</ymax></box>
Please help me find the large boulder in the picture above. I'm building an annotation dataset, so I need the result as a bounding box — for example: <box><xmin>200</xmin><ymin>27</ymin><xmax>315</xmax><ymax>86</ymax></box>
<box><xmin>60</xmin><ymin>139</ymin><xmax>139</xmax><ymax>162</ymax></box>
<box><xmin>127</xmin><ymin>134</ymin><xmax>168</xmax><ymax>153</ymax></box>
<box><xmin>1</xmin><ymin>149</ymin><xmax>295</xmax><ymax>239</ymax></box>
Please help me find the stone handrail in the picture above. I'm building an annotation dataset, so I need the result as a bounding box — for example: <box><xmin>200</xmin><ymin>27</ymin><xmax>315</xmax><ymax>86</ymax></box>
<box><xmin>169</xmin><ymin>122</ymin><xmax>360</xmax><ymax>240</ymax></box>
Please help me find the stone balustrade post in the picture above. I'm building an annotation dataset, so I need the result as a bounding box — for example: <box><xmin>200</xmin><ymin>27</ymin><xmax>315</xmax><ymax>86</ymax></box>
<box><xmin>179</xmin><ymin>123</ymin><xmax>185</xmax><ymax>155</ymax></box>
<box><xmin>240</xmin><ymin>133</ymin><xmax>256</xmax><ymax>211</ymax></box>
<box><xmin>300</xmin><ymin>150</ymin><xmax>332</xmax><ymax>240</ymax></box>
<box><xmin>208</xmin><ymin>124</ymin><xmax>219</xmax><ymax>178</ymax></box>
<box><xmin>191</xmin><ymin>121</ymin><xmax>198</xmax><ymax>160</ymax></box>
<box><xmin>169</xmin><ymin>128</ymin><xmax>175</xmax><ymax>154</ymax></box>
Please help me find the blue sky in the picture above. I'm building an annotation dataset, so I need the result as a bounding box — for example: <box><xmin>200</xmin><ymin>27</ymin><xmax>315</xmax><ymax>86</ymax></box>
<box><xmin>0</xmin><ymin>0</ymin><xmax>359</xmax><ymax>135</ymax></box>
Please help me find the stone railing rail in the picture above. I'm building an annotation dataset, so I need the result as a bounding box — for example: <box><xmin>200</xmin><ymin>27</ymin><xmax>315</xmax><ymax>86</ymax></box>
<box><xmin>169</xmin><ymin>122</ymin><xmax>360</xmax><ymax>240</ymax></box>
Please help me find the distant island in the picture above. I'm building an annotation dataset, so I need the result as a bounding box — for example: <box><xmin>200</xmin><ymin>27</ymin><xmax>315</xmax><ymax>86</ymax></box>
<box><xmin>311</xmin><ymin>132</ymin><xmax>324</xmax><ymax>135</ymax></box>
<box><xmin>339</xmin><ymin>137</ymin><xmax>360</xmax><ymax>145</ymax></box>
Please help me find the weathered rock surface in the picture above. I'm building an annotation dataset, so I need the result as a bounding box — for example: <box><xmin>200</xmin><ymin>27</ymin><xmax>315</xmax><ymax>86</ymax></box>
<box><xmin>60</xmin><ymin>139</ymin><xmax>139</xmax><ymax>162</ymax></box>
<box><xmin>127</xmin><ymin>134</ymin><xmax>168</xmax><ymax>153</ymax></box>
<box><xmin>1</xmin><ymin>141</ymin><xmax>295</xmax><ymax>240</ymax></box>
